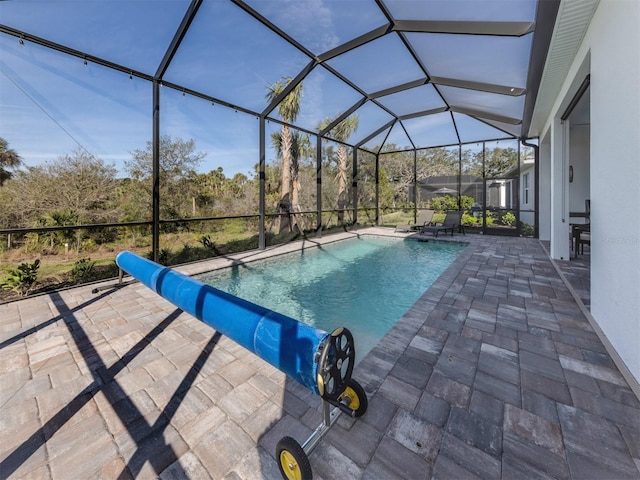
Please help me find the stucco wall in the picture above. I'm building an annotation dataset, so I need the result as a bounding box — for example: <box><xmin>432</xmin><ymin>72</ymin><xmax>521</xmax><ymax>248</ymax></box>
<box><xmin>587</xmin><ymin>0</ymin><xmax>640</xmax><ymax>383</ymax></box>
<box><xmin>538</xmin><ymin>135</ymin><xmax>551</xmax><ymax>241</ymax></box>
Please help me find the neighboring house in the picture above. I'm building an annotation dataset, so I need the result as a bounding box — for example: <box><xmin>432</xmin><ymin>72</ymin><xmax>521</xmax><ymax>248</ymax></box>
<box><xmin>411</xmin><ymin>175</ymin><xmax>483</xmax><ymax>206</ymax></box>
<box><xmin>513</xmin><ymin>156</ymin><xmax>536</xmax><ymax>226</ymax></box>
<box><xmin>519</xmin><ymin>156</ymin><xmax>535</xmax><ymax>227</ymax></box>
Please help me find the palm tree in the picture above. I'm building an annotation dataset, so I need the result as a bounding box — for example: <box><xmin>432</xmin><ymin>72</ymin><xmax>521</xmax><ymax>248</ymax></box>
<box><xmin>266</xmin><ymin>77</ymin><xmax>303</xmax><ymax>232</ymax></box>
<box><xmin>270</xmin><ymin>130</ymin><xmax>312</xmax><ymax>209</ymax></box>
<box><xmin>0</xmin><ymin>138</ymin><xmax>22</xmax><ymax>187</ymax></box>
<box><xmin>319</xmin><ymin>115</ymin><xmax>359</xmax><ymax>225</ymax></box>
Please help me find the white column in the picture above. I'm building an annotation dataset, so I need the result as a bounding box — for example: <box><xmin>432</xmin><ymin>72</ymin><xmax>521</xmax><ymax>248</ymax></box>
<box><xmin>549</xmin><ymin>117</ymin><xmax>570</xmax><ymax>260</ymax></box>
<box><xmin>538</xmin><ymin>135</ymin><xmax>551</xmax><ymax>241</ymax></box>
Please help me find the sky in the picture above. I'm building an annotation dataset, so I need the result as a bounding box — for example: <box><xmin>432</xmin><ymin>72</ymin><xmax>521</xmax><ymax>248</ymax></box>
<box><xmin>0</xmin><ymin>0</ymin><xmax>535</xmax><ymax>178</ymax></box>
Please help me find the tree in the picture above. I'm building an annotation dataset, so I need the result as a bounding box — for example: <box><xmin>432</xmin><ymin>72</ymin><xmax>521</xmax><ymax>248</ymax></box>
<box><xmin>356</xmin><ymin>152</ymin><xmax>377</xmax><ymax>216</ymax></box>
<box><xmin>461</xmin><ymin>146</ymin><xmax>518</xmax><ymax>178</ymax></box>
<box><xmin>1</xmin><ymin>148</ymin><xmax>119</xmax><ymax>251</ymax></box>
<box><xmin>3</xmin><ymin>148</ymin><xmax>118</xmax><ymax>225</ymax></box>
<box><xmin>186</xmin><ymin>168</ymin><xmax>226</xmax><ymax>216</ymax></box>
<box><xmin>318</xmin><ymin>115</ymin><xmax>359</xmax><ymax>225</ymax></box>
<box><xmin>270</xmin><ymin>130</ymin><xmax>312</xmax><ymax>210</ymax></box>
<box><xmin>125</xmin><ymin>136</ymin><xmax>206</xmax><ymax>220</ymax></box>
<box><xmin>375</xmin><ymin>147</ymin><xmax>461</xmax><ymax>209</ymax></box>
<box><xmin>417</xmin><ymin>148</ymin><xmax>458</xmax><ymax>178</ymax></box>
<box><xmin>0</xmin><ymin>138</ymin><xmax>22</xmax><ymax>187</ymax></box>
<box><xmin>484</xmin><ymin>147</ymin><xmax>518</xmax><ymax>177</ymax></box>
<box><xmin>378</xmin><ymin>147</ymin><xmax>415</xmax><ymax>208</ymax></box>
<box><xmin>266</xmin><ymin>77</ymin><xmax>303</xmax><ymax>232</ymax></box>
<box><xmin>378</xmin><ymin>166</ymin><xmax>395</xmax><ymax>209</ymax></box>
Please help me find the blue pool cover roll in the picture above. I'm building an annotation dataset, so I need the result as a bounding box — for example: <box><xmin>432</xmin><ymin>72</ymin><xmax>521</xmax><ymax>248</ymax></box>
<box><xmin>115</xmin><ymin>251</ymin><xmax>329</xmax><ymax>395</ymax></box>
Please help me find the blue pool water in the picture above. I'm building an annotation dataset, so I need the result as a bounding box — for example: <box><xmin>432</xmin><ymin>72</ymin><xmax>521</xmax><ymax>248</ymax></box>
<box><xmin>198</xmin><ymin>237</ymin><xmax>464</xmax><ymax>364</ymax></box>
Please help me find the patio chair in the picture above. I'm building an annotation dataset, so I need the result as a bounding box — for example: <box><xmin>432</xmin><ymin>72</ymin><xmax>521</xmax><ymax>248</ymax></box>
<box><xmin>420</xmin><ymin>211</ymin><xmax>465</xmax><ymax>237</ymax></box>
<box><xmin>395</xmin><ymin>209</ymin><xmax>435</xmax><ymax>232</ymax></box>
<box><xmin>572</xmin><ymin>199</ymin><xmax>590</xmax><ymax>258</ymax></box>
<box><xmin>576</xmin><ymin>230</ymin><xmax>591</xmax><ymax>256</ymax></box>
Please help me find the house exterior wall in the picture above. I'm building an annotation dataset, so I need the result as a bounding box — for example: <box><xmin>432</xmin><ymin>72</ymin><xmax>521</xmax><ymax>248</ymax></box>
<box><xmin>538</xmin><ymin>135</ymin><xmax>551</xmax><ymax>241</ymax></box>
<box><xmin>542</xmin><ymin>0</ymin><xmax>640</xmax><ymax>383</ymax></box>
<box><xmin>589</xmin><ymin>0</ymin><xmax>640</xmax><ymax>384</ymax></box>
<box><xmin>519</xmin><ymin>161</ymin><xmax>536</xmax><ymax>227</ymax></box>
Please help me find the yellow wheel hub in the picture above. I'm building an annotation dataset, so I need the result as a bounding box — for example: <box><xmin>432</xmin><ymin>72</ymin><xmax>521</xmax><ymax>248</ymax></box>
<box><xmin>340</xmin><ymin>386</ymin><xmax>360</xmax><ymax>410</ymax></box>
<box><xmin>280</xmin><ymin>450</ymin><xmax>302</xmax><ymax>480</ymax></box>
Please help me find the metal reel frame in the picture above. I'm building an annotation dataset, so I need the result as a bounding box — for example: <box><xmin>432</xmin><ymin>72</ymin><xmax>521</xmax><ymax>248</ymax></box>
<box><xmin>275</xmin><ymin>378</ymin><xmax>368</xmax><ymax>480</ymax></box>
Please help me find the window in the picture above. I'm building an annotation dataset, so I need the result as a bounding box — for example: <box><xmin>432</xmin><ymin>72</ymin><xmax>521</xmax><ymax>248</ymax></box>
<box><xmin>522</xmin><ymin>173</ymin><xmax>530</xmax><ymax>205</ymax></box>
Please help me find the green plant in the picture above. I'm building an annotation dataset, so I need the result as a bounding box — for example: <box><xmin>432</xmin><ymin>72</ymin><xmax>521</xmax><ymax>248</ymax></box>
<box><xmin>431</xmin><ymin>213</ymin><xmax>446</xmax><ymax>225</ymax></box>
<box><xmin>520</xmin><ymin>222</ymin><xmax>534</xmax><ymax>236</ymax></box>
<box><xmin>80</xmin><ymin>238</ymin><xmax>98</xmax><ymax>252</ymax></box>
<box><xmin>501</xmin><ymin>211</ymin><xmax>516</xmax><ymax>227</ymax></box>
<box><xmin>1</xmin><ymin>259</ymin><xmax>40</xmax><ymax>296</ymax></box>
<box><xmin>151</xmin><ymin>248</ymin><xmax>171</xmax><ymax>265</ymax></box>
<box><xmin>429</xmin><ymin>195</ymin><xmax>474</xmax><ymax>212</ymax></box>
<box><xmin>459</xmin><ymin>195</ymin><xmax>474</xmax><ymax>211</ymax></box>
<box><xmin>199</xmin><ymin>234</ymin><xmax>218</xmax><ymax>253</ymax></box>
<box><xmin>429</xmin><ymin>195</ymin><xmax>458</xmax><ymax>212</ymax></box>
<box><xmin>70</xmin><ymin>258</ymin><xmax>97</xmax><ymax>283</ymax></box>
<box><xmin>104</xmin><ymin>261</ymin><xmax>120</xmax><ymax>278</ymax></box>
<box><xmin>24</xmin><ymin>232</ymin><xmax>43</xmax><ymax>253</ymax></box>
<box><xmin>461</xmin><ymin>213</ymin><xmax>478</xmax><ymax>227</ymax></box>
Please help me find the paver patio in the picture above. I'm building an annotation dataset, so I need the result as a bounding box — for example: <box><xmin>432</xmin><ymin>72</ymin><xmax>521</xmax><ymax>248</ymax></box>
<box><xmin>1</xmin><ymin>228</ymin><xmax>639</xmax><ymax>479</ymax></box>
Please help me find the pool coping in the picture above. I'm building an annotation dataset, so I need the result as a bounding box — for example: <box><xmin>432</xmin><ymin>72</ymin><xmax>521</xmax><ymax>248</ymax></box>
<box><xmin>352</xmin><ymin>228</ymin><xmax>475</xmax><ymax>392</ymax></box>
<box><xmin>136</xmin><ymin>226</ymin><xmax>470</xmax><ymax>280</ymax></box>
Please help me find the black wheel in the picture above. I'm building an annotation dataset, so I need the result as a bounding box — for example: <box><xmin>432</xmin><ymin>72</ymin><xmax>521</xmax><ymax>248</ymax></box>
<box><xmin>276</xmin><ymin>436</ymin><xmax>312</xmax><ymax>480</ymax></box>
<box><xmin>338</xmin><ymin>378</ymin><xmax>368</xmax><ymax>417</ymax></box>
<box><xmin>316</xmin><ymin>327</ymin><xmax>355</xmax><ymax>402</ymax></box>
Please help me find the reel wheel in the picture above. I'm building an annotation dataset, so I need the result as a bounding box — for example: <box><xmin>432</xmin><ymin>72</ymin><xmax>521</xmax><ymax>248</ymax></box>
<box><xmin>276</xmin><ymin>436</ymin><xmax>312</xmax><ymax>480</ymax></box>
<box><xmin>316</xmin><ymin>327</ymin><xmax>355</xmax><ymax>402</ymax></box>
<box><xmin>339</xmin><ymin>378</ymin><xmax>368</xmax><ymax>417</ymax></box>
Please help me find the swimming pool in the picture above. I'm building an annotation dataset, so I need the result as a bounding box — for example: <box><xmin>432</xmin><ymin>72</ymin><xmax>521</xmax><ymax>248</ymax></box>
<box><xmin>198</xmin><ymin>236</ymin><xmax>464</xmax><ymax>364</ymax></box>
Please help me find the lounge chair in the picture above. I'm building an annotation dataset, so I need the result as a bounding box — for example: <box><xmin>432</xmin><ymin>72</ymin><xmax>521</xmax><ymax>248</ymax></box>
<box><xmin>395</xmin><ymin>209</ymin><xmax>435</xmax><ymax>232</ymax></box>
<box><xmin>420</xmin><ymin>211</ymin><xmax>464</xmax><ymax>237</ymax></box>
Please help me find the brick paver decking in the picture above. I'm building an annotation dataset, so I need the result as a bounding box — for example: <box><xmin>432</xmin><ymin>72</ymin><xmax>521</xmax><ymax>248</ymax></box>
<box><xmin>1</xmin><ymin>229</ymin><xmax>638</xmax><ymax>479</ymax></box>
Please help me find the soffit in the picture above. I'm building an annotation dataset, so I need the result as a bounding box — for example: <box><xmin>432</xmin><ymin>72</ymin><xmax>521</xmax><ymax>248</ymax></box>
<box><xmin>528</xmin><ymin>0</ymin><xmax>599</xmax><ymax>137</ymax></box>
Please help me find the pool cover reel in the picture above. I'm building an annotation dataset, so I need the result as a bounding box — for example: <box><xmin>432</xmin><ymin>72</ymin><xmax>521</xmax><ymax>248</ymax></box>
<box><xmin>115</xmin><ymin>251</ymin><xmax>354</xmax><ymax>399</ymax></box>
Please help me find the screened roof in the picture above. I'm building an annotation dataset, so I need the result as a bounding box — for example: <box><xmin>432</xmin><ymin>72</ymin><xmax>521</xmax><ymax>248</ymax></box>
<box><xmin>0</xmin><ymin>0</ymin><xmax>558</xmax><ymax>156</ymax></box>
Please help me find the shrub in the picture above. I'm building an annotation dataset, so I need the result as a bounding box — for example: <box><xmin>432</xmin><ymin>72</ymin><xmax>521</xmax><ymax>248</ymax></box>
<box><xmin>199</xmin><ymin>234</ymin><xmax>218</xmax><ymax>253</ymax></box>
<box><xmin>520</xmin><ymin>222</ymin><xmax>534</xmax><ymax>236</ymax></box>
<box><xmin>90</xmin><ymin>227</ymin><xmax>118</xmax><ymax>244</ymax></box>
<box><xmin>24</xmin><ymin>232</ymin><xmax>43</xmax><ymax>253</ymax></box>
<box><xmin>80</xmin><ymin>238</ymin><xmax>98</xmax><ymax>252</ymax></box>
<box><xmin>431</xmin><ymin>213</ymin><xmax>446</xmax><ymax>225</ymax></box>
<box><xmin>501</xmin><ymin>211</ymin><xmax>516</xmax><ymax>227</ymax></box>
<box><xmin>429</xmin><ymin>195</ymin><xmax>474</xmax><ymax>212</ymax></box>
<box><xmin>429</xmin><ymin>195</ymin><xmax>458</xmax><ymax>212</ymax></box>
<box><xmin>172</xmin><ymin>242</ymin><xmax>204</xmax><ymax>265</ymax></box>
<box><xmin>158</xmin><ymin>248</ymin><xmax>171</xmax><ymax>265</ymax></box>
<box><xmin>70</xmin><ymin>258</ymin><xmax>96</xmax><ymax>283</ymax></box>
<box><xmin>459</xmin><ymin>195</ymin><xmax>474</xmax><ymax>211</ymax></box>
<box><xmin>485</xmin><ymin>211</ymin><xmax>495</xmax><ymax>226</ymax></box>
<box><xmin>461</xmin><ymin>213</ymin><xmax>478</xmax><ymax>227</ymax></box>
<box><xmin>1</xmin><ymin>259</ymin><xmax>40</xmax><ymax>296</ymax></box>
